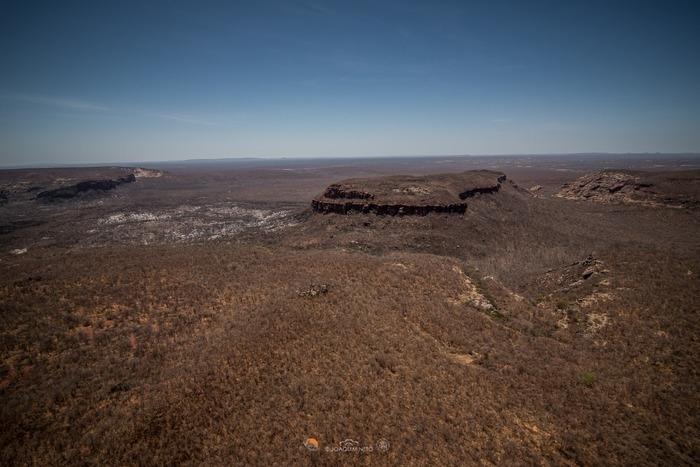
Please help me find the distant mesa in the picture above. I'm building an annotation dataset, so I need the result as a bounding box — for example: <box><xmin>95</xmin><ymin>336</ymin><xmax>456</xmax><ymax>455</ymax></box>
<box><xmin>37</xmin><ymin>173</ymin><xmax>136</xmax><ymax>201</ymax></box>
<box><xmin>312</xmin><ymin>170</ymin><xmax>507</xmax><ymax>215</ymax></box>
<box><xmin>0</xmin><ymin>167</ymin><xmax>163</xmax><ymax>206</ymax></box>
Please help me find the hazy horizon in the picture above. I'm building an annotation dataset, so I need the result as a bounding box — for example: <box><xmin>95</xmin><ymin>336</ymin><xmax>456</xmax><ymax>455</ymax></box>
<box><xmin>3</xmin><ymin>151</ymin><xmax>700</xmax><ymax>171</ymax></box>
<box><xmin>2</xmin><ymin>0</ymin><xmax>699</xmax><ymax>166</ymax></box>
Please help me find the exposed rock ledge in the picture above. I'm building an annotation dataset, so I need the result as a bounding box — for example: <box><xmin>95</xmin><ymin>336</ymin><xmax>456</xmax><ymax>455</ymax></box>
<box><xmin>37</xmin><ymin>174</ymin><xmax>136</xmax><ymax>201</ymax></box>
<box><xmin>312</xmin><ymin>170</ymin><xmax>506</xmax><ymax>215</ymax></box>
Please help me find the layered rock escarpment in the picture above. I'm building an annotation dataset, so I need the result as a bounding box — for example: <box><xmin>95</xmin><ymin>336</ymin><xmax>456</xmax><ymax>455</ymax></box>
<box><xmin>312</xmin><ymin>170</ymin><xmax>507</xmax><ymax>215</ymax></box>
<box><xmin>37</xmin><ymin>174</ymin><xmax>136</xmax><ymax>201</ymax></box>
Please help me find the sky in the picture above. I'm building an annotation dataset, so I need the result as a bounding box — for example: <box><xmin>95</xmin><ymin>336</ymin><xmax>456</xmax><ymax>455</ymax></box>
<box><xmin>0</xmin><ymin>0</ymin><xmax>699</xmax><ymax>166</ymax></box>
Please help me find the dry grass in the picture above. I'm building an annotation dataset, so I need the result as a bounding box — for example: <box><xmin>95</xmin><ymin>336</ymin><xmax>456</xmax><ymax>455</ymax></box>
<box><xmin>1</xmin><ymin>236</ymin><xmax>698</xmax><ymax>465</ymax></box>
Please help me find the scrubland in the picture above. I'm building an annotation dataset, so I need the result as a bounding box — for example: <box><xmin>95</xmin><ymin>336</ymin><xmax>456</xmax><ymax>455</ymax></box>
<box><xmin>1</xmin><ymin>156</ymin><xmax>698</xmax><ymax>465</ymax></box>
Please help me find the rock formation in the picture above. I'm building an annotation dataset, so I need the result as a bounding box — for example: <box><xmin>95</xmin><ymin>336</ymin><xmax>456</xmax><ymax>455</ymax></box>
<box><xmin>312</xmin><ymin>170</ymin><xmax>507</xmax><ymax>215</ymax></box>
<box><xmin>37</xmin><ymin>174</ymin><xmax>136</xmax><ymax>201</ymax></box>
<box><xmin>556</xmin><ymin>170</ymin><xmax>699</xmax><ymax>208</ymax></box>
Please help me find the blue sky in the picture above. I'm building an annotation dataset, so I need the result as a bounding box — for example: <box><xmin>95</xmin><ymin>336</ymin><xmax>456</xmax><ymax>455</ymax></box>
<box><xmin>1</xmin><ymin>0</ymin><xmax>699</xmax><ymax>165</ymax></box>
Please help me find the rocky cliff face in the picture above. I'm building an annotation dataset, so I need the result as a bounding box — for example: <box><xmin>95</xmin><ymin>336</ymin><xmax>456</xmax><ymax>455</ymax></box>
<box><xmin>311</xmin><ymin>199</ymin><xmax>469</xmax><ymax>215</ymax></box>
<box><xmin>458</xmin><ymin>174</ymin><xmax>506</xmax><ymax>199</ymax></box>
<box><xmin>312</xmin><ymin>170</ymin><xmax>506</xmax><ymax>215</ymax></box>
<box><xmin>322</xmin><ymin>185</ymin><xmax>374</xmax><ymax>200</ymax></box>
<box><xmin>37</xmin><ymin>174</ymin><xmax>136</xmax><ymax>201</ymax></box>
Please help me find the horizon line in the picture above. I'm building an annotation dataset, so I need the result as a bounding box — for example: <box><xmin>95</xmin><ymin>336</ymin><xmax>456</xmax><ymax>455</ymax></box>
<box><xmin>2</xmin><ymin>151</ymin><xmax>700</xmax><ymax>170</ymax></box>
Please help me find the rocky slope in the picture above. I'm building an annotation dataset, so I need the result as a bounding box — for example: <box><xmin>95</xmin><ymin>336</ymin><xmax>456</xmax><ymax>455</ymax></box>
<box><xmin>37</xmin><ymin>174</ymin><xmax>136</xmax><ymax>201</ymax></box>
<box><xmin>312</xmin><ymin>170</ymin><xmax>507</xmax><ymax>215</ymax></box>
<box><xmin>556</xmin><ymin>170</ymin><xmax>700</xmax><ymax>208</ymax></box>
<box><xmin>0</xmin><ymin>167</ymin><xmax>153</xmax><ymax>205</ymax></box>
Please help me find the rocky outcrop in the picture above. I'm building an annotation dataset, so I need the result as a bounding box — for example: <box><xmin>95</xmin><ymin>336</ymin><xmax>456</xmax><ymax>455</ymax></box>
<box><xmin>323</xmin><ymin>185</ymin><xmax>374</xmax><ymax>200</ymax></box>
<box><xmin>458</xmin><ymin>176</ymin><xmax>505</xmax><ymax>199</ymax></box>
<box><xmin>556</xmin><ymin>170</ymin><xmax>699</xmax><ymax>208</ymax></box>
<box><xmin>296</xmin><ymin>283</ymin><xmax>329</xmax><ymax>297</ymax></box>
<box><xmin>556</xmin><ymin>171</ymin><xmax>647</xmax><ymax>203</ymax></box>
<box><xmin>37</xmin><ymin>174</ymin><xmax>136</xmax><ymax>201</ymax></box>
<box><xmin>133</xmin><ymin>168</ymin><xmax>162</xmax><ymax>178</ymax></box>
<box><xmin>312</xmin><ymin>170</ymin><xmax>507</xmax><ymax>215</ymax></box>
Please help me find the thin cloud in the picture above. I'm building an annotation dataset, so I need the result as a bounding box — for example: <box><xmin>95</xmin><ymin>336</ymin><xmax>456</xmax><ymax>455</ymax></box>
<box><xmin>150</xmin><ymin>113</ymin><xmax>218</xmax><ymax>126</ymax></box>
<box><xmin>3</xmin><ymin>92</ymin><xmax>219</xmax><ymax>126</ymax></box>
<box><xmin>2</xmin><ymin>93</ymin><xmax>109</xmax><ymax>111</ymax></box>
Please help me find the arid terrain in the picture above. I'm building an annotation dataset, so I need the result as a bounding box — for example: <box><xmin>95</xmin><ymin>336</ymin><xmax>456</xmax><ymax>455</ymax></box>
<box><xmin>1</xmin><ymin>154</ymin><xmax>699</xmax><ymax>465</ymax></box>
